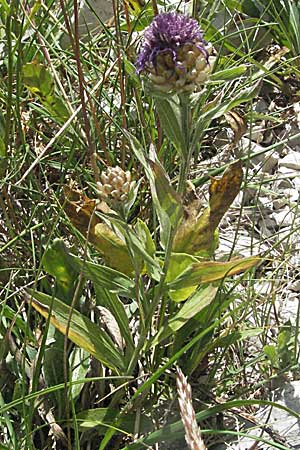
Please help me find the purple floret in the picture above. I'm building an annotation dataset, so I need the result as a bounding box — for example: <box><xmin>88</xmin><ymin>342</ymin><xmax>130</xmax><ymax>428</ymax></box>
<box><xmin>136</xmin><ymin>12</ymin><xmax>206</xmax><ymax>73</ymax></box>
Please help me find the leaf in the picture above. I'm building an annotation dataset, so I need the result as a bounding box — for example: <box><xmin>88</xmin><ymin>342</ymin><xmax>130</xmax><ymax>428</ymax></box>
<box><xmin>105</xmin><ymin>214</ymin><xmax>161</xmax><ymax>280</ymax></box>
<box><xmin>75</xmin><ymin>407</ymin><xmax>152</xmax><ymax>433</ymax></box>
<box><xmin>148</xmin><ymin>145</ymin><xmax>183</xmax><ymax>230</ymax></box>
<box><xmin>263</xmin><ymin>344</ymin><xmax>279</xmax><ymax>368</ymax></box>
<box><xmin>64</xmin><ymin>185</ymin><xmax>134</xmax><ymax>275</ymax></box>
<box><xmin>0</xmin><ymin>111</ymin><xmax>7</xmax><ymax>177</ymax></box>
<box><xmin>166</xmin><ymin>253</ymin><xmax>199</xmax><ymax>302</ymax></box>
<box><xmin>173</xmin><ymin>161</ymin><xmax>243</xmax><ymax>256</ymax></box>
<box><xmin>154</xmin><ymin>97</ymin><xmax>187</xmax><ymax>156</ymax></box>
<box><xmin>168</xmin><ymin>256</ymin><xmax>260</xmax><ymax>290</ymax></box>
<box><xmin>42</xmin><ymin>239</ymin><xmax>80</xmax><ymax>303</ymax></box>
<box><xmin>43</xmin><ymin>331</ymin><xmax>65</xmax><ymax>414</ymax></box>
<box><xmin>209</xmin><ymin>65</ymin><xmax>248</xmax><ymax>81</ymax></box>
<box><xmin>28</xmin><ymin>290</ymin><xmax>126</xmax><ymax>372</ymax></box>
<box><xmin>94</xmin><ymin>286</ymin><xmax>134</xmax><ymax>353</ymax></box>
<box><xmin>192</xmin><ymin>80</ymin><xmax>261</xmax><ymax>150</ymax></box>
<box><xmin>126</xmin><ymin>133</ymin><xmax>183</xmax><ymax>247</ymax></box>
<box><xmin>69</xmin><ymin>347</ymin><xmax>90</xmax><ymax>400</ymax></box>
<box><xmin>70</xmin><ymin>255</ymin><xmax>135</xmax><ymax>298</ymax></box>
<box><xmin>152</xmin><ymin>285</ymin><xmax>217</xmax><ymax>345</ymax></box>
<box><xmin>22</xmin><ymin>62</ymin><xmax>69</xmax><ymax>122</ymax></box>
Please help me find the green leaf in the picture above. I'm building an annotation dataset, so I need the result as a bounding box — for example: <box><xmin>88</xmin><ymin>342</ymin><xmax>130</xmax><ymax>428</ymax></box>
<box><xmin>28</xmin><ymin>290</ymin><xmax>126</xmax><ymax>372</ymax></box>
<box><xmin>263</xmin><ymin>344</ymin><xmax>279</xmax><ymax>368</ymax></box>
<box><xmin>148</xmin><ymin>145</ymin><xmax>183</xmax><ymax>230</ymax></box>
<box><xmin>43</xmin><ymin>330</ymin><xmax>65</xmax><ymax>414</ymax></box>
<box><xmin>192</xmin><ymin>80</ymin><xmax>261</xmax><ymax>149</ymax></box>
<box><xmin>154</xmin><ymin>97</ymin><xmax>187</xmax><ymax>156</ymax></box>
<box><xmin>94</xmin><ymin>286</ymin><xmax>134</xmax><ymax>353</ymax></box>
<box><xmin>69</xmin><ymin>347</ymin><xmax>90</xmax><ymax>400</ymax></box>
<box><xmin>75</xmin><ymin>407</ymin><xmax>152</xmax><ymax>433</ymax></box>
<box><xmin>42</xmin><ymin>239</ymin><xmax>80</xmax><ymax>303</ymax></box>
<box><xmin>70</xmin><ymin>255</ymin><xmax>135</xmax><ymax>298</ymax></box>
<box><xmin>152</xmin><ymin>285</ymin><xmax>217</xmax><ymax>345</ymax></box>
<box><xmin>210</xmin><ymin>65</ymin><xmax>248</xmax><ymax>81</ymax></box>
<box><xmin>104</xmin><ymin>214</ymin><xmax>161</xmax><ymax>280</ymax></box>
<box><xmin>166</xmin><ymin>253</ymin><xmax>199</xmax><ymax>301</ymax></box>
<box><xmin>168</xmin><ymin>256</ymin><xmax>260</xmax><ymax>290</ymax></box>
<box><xmin>22</xmin><ymin>62</ymin><xmax>69</xmax><ymax>122</ymax></box>
<box><xmin>126</xmin><ymin>133</ymin><xmax>183</xmax><ymax>247</ymax></box>
<box><xmin>0</xmin><ymin>110</ymin><xmax>7</xmax><ymax>177</ymax></box>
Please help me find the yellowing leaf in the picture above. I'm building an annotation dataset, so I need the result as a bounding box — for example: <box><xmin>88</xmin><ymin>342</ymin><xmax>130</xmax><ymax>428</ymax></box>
<box><xmin>168</xmin><ymin>256</ymin><xmax>261</xmax><ymax>290</ymax></box>
<box><xmin>124</xmin><ymin>0</ymin><xmax>145</xmax><ymax>15</ymax></box>
<box><xmin>173</xmin><ymin>161</ymin><xmax>243</xmax><ymax>256</ymax></box>
<box><xmin>28</xmin><ymin>290</ymin><xmax>125</xmax><ymax>372</ymax></box>
<box><xmin>64</xmin><ymin>186</ymin><xmax>134</xmax><ymax>275</ymax></box>
<box><xmin>149</xmin><ymin>157</ymin><xmax>183</xmax><ymax>229</ymax></box>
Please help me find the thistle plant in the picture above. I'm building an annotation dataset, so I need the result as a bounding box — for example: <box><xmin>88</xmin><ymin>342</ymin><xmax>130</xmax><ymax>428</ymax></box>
<box><xmin>25</xmin><ymin>10</ymin><xmax>261</xmax><ymax>450</ymax></box>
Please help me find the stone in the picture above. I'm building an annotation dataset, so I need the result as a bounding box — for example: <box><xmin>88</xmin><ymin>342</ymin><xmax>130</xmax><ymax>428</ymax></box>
<box><xmin>279</xmin><ymin>150</ymin><xmax>300</xmax><ymax>171</ymax></box>
<box><xmin>272</xmin><ymin>207</ymin><xmax>295</xmax><ymax>227</ymax></box>
<box><xmin>213</xmin><ymin>381</ymin><xmax>300</xmax><ymax>449</ymax></box>
<box><xmin>240</xmin><ymin>138</ymin><xmax>279</xmax><ymax>173</ymax></box>
<box><xmin>61</xmin><ymin>0</ymin><xmax>113</xmax><ymax>47</ymax></box>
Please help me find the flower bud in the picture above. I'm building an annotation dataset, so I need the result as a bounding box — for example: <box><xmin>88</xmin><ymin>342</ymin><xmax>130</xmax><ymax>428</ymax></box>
<box><xmin>97</xmin><ymin>166</ymin><xmax>135</xmax><ymax>203</ymax></box>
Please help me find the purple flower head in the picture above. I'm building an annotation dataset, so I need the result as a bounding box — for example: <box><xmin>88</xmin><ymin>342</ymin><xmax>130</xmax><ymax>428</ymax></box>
<box><xmin>136</xmin><ymin>12</ymin><xmax>210</xmax><ymax>92</ymax></box>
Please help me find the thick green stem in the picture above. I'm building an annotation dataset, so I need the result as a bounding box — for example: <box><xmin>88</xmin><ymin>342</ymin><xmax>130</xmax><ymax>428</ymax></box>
<box><xmin>177</xmin><ymin>93</ymin><xmax>192</xmax><ymax>195</ymax></box>
<box><xmin>151</xmin><ymin>93</ymin><xmax>193</xmax><ymax>367</ymax></box>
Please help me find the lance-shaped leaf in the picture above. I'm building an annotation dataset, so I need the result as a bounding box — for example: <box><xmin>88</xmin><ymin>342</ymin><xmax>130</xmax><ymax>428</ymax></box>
<box><xmin>64</xmin><ymin>186</ymin><xmax>134</xmax><ymax>275</ymax></box>
<box><xmin>154</xmin><ymin>97</ymin><xmax>187</xmax><ymax>157</ymax></box>
<box><xmin>27</xmin><ymin>290</ymin><xmax>126</xmax><ymax>372</ymax></box>
<box><xmin>104</xmin><ymin>215</ymin><xmax>161</xmax><ymax>281</ymax></box>
<box><xmin>168</xmin><ymin>256</ymin><xmax>260</xmax><ymax>290</ymax></box>
<box><xmin>148</xmin><ymin>147</ymin><xmax>183</xmax><ymax>230</ymax></box>
<box><xmin>126</xmin><ymin>131</ymin><xmax>183</xmax><ymax>247</ymax></box>
<box><xmin>75</xmin><ymin>407</ymin><xmax>152</xmax><ymax>433</ymax></box>
<box><xmin>173</xmin><ymin>160</ymin><xmax>243</xmax><ymax>256</ymax></box>
<box><xmin>69</xmin><ymin>254</ymin><xmax>135</xmax><ymax>298</ymax></box>
<box><xmin>0</xmin><ymin>111</ymin><xmax>7</xmax><ymax>178</ymax></box>
<box><xmin>22</xmin><ymin>62</ymin><xmax>69</xmax><ymax>122</ymax></box>
<box><xmin>152</xmin><ymin>285</ymin><xmax>217</xmax><ymax>346</ymax></box>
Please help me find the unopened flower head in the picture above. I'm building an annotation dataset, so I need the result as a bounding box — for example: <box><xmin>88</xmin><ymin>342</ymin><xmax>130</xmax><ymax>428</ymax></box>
<box><xmin>136</xmin><ymin>12</ymin><xmax>211</xmax><ymax>93</ymax></box>
<box><xmin>97</xmin><ymin>166</ymin><xmax>135</xmax><ymax>203</ymax></box>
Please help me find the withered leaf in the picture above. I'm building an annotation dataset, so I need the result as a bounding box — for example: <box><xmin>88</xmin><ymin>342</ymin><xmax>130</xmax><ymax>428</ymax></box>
<box><xmin>173</xmin><ymin>160</ymin><xmax>243</xmax><ymax>256</ymax></box>
<box><xmin>63</xmin><ymin>186</ymin><xmax>133</xmax><ymax>275</ymax></box>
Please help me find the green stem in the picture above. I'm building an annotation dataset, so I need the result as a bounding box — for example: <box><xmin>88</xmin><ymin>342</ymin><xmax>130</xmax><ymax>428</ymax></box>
<box><xmin>177</xmin><ymin>93</ymin><xmax>192</xmax><ymax>195</ymax></box>
<box><xmin>150</xmin><ymin>93</ymin><xmax>193</xmax><ymax>367</ymax></box>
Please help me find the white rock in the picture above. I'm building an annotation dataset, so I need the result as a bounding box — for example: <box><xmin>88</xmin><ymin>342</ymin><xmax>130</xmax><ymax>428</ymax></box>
<box><xmin>273</xmin><ymin>197</ymin><xmax>289</xmax><ymax>210</ymax></box>
<box><xmin>279</xmin><ymin>150</ymin><xmax>300</xmax><ymax>170</ymax></box>
<box><xmin>272</xmin><ymin>207</ymin><xmax>295</xmax><ymax>227</ymax></box>
<box><xmin>61</xmin><ymin>0</ymin><xmax>113</xmax><ymax>47</ymax></box>
<box><xmin>240</xmin><ymin>138</ymin><xmax>279</xmax><ymax>173</ymax></box>
<box><xmin>289</xmin><ymin>280</ymin><xmax>300</xmax><ymax>292</ymax></box>
<box><xmin>214</xmin><ymin>381</ymin><xmax>300</xmax><ymax>449</ymax></box>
